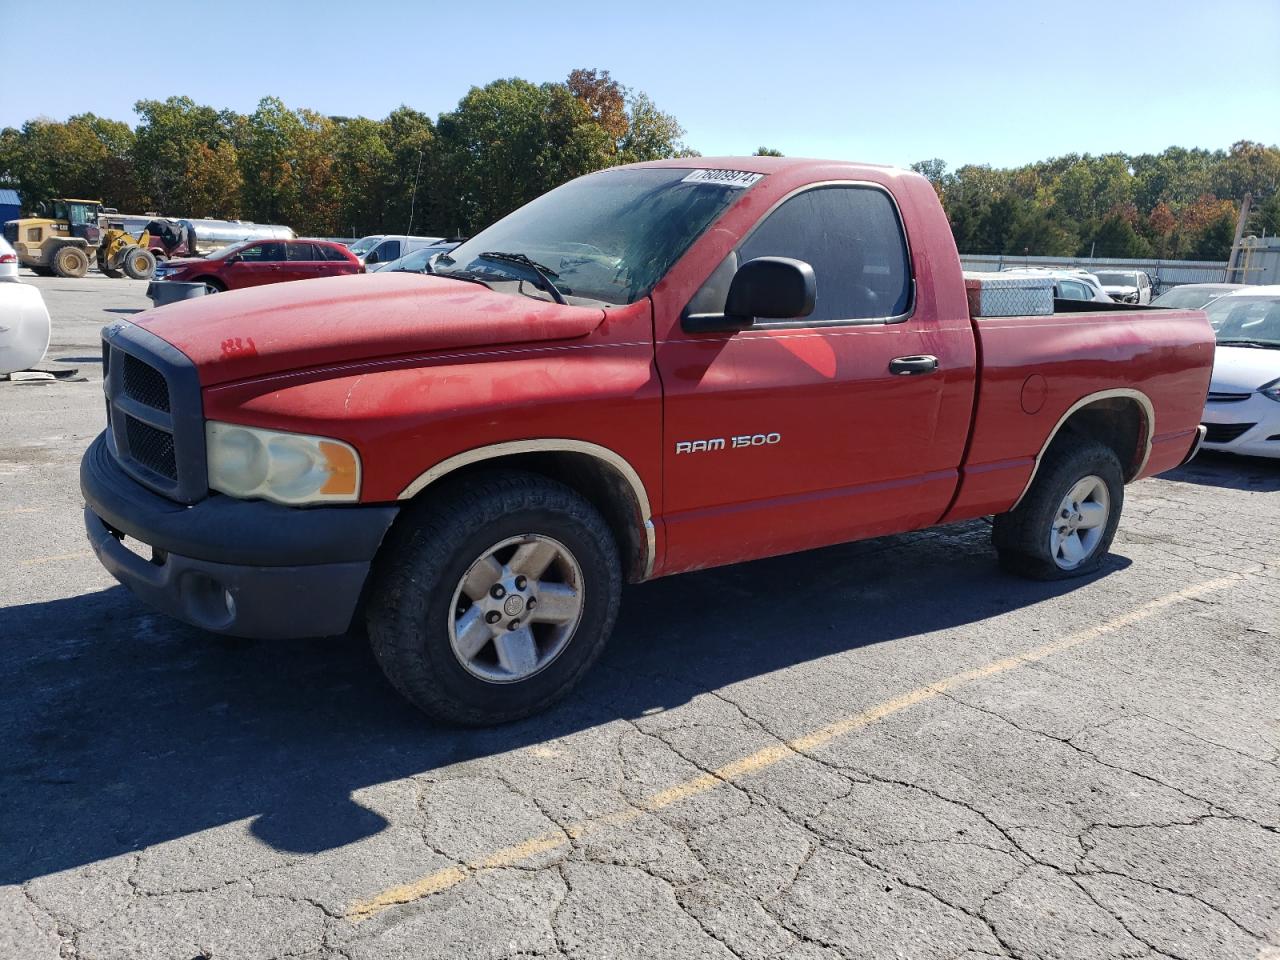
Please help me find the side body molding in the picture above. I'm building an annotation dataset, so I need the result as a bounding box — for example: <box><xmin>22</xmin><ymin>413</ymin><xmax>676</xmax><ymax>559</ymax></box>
<box><xmin>397</xmin><ymin>439</ymin><xmax>657</xmax><ymax>579</ymax></box>
<box><xmin>1011</xmin><ymin>387</ymin><xmax>1155</xmax><ymax>510</ymax></box>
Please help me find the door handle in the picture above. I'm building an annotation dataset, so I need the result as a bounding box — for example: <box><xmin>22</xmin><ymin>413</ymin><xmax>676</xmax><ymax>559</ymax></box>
<box><xmin>888</xmin><ymin>355</ymin><xmax>939</xmax><ymax>375</ymax></box>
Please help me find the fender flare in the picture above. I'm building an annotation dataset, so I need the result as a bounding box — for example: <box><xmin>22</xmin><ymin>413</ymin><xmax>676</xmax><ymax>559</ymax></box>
<box><xmin>1011</xmin><ymin>388</ymin><xmax>1155</xmax><ymax>509</ymax></box>
<box><xmin>397</xmin><ymin>439</ymin><xmax>657</xmax><ymax>579</ymax></box>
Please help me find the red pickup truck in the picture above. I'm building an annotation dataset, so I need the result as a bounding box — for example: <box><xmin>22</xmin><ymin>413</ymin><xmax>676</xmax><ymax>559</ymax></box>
<box><xmin>82</xmin><ymin>158</ymin><xmax>1213</xmax><ymax>724</ymax></box>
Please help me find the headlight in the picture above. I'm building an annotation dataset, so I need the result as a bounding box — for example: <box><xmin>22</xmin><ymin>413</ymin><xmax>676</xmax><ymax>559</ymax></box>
<box><xmin>1260</xmin><ymin>378</ymin><xmax>1280</xmax><ymax>403</ymax></box>
<box><xmin>205</xmin><ymin>421</ymin><xmax>361</xmax><ymax>504</ymax></box>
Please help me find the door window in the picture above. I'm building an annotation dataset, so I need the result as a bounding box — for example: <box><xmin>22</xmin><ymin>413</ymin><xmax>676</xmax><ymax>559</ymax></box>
<box><xmin>286</xmin><ymin>242</ymin><xmax>320</xmax><ymax>262</ymax></box>
<box><xmin>737</xmin><ymin>185</ymin><xmax>912</xmax><ymax>322</ymax></box>
<box><xmin>1057</xmin><ymin>279</ymin><xmax>1090</xmax><ymax>300</ymax></box>
<box><xmin>237</xmin><ymin>242</ymin><xmax>285</xmax><ymax>262</ymax></box>
<box><xmin>369</xmin><ymin>240</ymin><xmax>401</xmax><ymax>264</ymax></box>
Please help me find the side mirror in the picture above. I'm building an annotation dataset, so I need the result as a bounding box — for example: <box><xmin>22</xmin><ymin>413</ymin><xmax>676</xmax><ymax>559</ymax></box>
<box><xmin>683</xmin><ymin>257</ymin><xmax>816</xmax><ymax>333</ymax></box>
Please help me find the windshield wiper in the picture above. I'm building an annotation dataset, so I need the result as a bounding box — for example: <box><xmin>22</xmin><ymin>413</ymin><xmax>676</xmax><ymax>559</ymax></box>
<box><xmin>1217</xmin><ymin>338</ymin><xmax>1280</xmax><ymax>349</ymax></box>
<box><xmin>476</xmin><ymin>251</ymin><xmax>568</xmax><ymax>305</ymax></box>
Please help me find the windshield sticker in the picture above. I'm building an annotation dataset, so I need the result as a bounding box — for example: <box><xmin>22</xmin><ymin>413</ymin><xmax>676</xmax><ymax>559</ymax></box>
<box><xmin>681</xmin><ymin>169</ymin><xmax>764</xmax><ymax>188</ymax></box>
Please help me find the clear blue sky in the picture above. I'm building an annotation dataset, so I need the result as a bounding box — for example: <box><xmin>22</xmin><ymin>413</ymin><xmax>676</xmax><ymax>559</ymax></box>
<box><xmin>5</xmin><ymin>0</ymin><xmax>1276</xmax><ymax>169</ymax></box>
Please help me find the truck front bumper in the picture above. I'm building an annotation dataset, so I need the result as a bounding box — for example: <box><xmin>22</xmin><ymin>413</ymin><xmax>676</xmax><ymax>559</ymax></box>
<box><xmin>81</xmin><ymin>432</ymin><xmax>400</xmax><ymax>639</ymax></box>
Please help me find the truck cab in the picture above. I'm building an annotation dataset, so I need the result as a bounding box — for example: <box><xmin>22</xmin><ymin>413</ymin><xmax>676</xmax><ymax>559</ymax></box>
<box><xmin>81</xmin><ymin>158</ymin><xmax>1213</xmax><ymax>725</ymax></box>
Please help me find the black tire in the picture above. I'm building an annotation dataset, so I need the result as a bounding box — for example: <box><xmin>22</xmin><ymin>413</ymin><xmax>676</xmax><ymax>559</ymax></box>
<box><xmin>366</xmin><ymin>471</ymin><xmax>622</xmax><ymax>725</ymax></box>
<box><xmin>195</xmin><ymin>277</ymin><xmax>225</xmax><ymax>294</ymax></box>
<box><xmin>30</xmin><ymin>265</ymin><xmax>55</xmax><ymax>277</ymax></box>
<box><xmin>123</xmin><ymin>246</ymin><xmax>156</xmax><ymax>280</ymax></box>
<box><xmin>51</xmin><ymin>245</ymin><xmax>89</xmax><ymax>279</ymax></box>
<box><xmin>993</xmin><ymin>438</ymin><xmax>1124</xmax><ymax>581</ymax></box>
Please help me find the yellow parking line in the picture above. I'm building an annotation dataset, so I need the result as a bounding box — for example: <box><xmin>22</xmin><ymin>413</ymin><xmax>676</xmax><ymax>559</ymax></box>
<box><xmin>345</xmin><ymin>571</ymin><xmax>1242</xmax><ymax>923</ymax></box>
<box><xmin>21</xmin><ymin>551</ymin><xmax>93</xmax><ymax>566</ymax></box>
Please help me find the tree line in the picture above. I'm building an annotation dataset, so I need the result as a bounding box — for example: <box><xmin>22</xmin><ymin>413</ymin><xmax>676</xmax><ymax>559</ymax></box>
<box><xmin>912</xmin><ymin>143</ymin><xmax>1279</xmax><ymax>261</ymax></box>
<box><xmin>1</xmin><ymin>69</ymin><xmax>1276</xmax><ymax>259</ymax></box>
<box><xmin>0</xmin><ymin>69</ymin><xmax>690</xmax><ymax>238</ymax></box>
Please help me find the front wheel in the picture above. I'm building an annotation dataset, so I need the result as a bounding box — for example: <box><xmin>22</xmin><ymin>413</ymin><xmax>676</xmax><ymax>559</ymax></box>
<box><xmin>122</xmin><ymin>246</ymin><xmax>156</xmax><ymax>280</ymax></box>
<box><xmin>993</xmin><ymin>439</ymin><xmax>1124</xmax><ymax>581</ymax></box>
<box><xmin>366</xmin><ymin>472</ymin><xmax>621</xmax><ymax>725</ymax></box>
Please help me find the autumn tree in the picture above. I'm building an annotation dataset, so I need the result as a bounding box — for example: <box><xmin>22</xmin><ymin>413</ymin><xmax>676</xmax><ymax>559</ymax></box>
<box><xmin>183</xmin><ymin>142</ymin><xmax>244</xmax><ymax>218</ymax></box>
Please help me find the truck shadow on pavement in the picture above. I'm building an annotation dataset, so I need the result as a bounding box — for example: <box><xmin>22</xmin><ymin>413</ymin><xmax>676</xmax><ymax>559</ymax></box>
<box><xmin>1161</xmin><ymin>451</ymin><xmax>1280</xmax><ymax>492</ymax></box>
<box><xmin>1</xmin><ymin>519</ymin><xmax>1127</xmax><ymax>884</ymax></box>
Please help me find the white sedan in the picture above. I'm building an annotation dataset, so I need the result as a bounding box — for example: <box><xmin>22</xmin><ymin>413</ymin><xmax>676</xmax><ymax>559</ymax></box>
<box><xmin>1201</xmin><ymin>286</ymin><xmax>1280</xmax><ymax>459</ymax></box>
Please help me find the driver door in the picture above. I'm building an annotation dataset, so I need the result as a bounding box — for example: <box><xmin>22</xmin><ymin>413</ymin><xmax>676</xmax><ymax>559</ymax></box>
<box><xmin>655</xmin><ymin>183</ymin><xmax>973</xmax><ymax>573</ymax></box>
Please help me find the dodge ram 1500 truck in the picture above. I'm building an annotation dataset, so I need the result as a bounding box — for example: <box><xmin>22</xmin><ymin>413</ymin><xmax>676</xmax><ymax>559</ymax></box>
<box><xmin>82</xmin><ymin>157</ymin><xmax>1214</xmax><ymax>724</ymax></box>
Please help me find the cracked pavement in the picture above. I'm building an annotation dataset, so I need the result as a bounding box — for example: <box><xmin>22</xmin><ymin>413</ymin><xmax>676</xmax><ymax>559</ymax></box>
<box><xmin>2</xmin><ymin>273</ymin><xmax>1278</xmax><ymax>960</ymax></box>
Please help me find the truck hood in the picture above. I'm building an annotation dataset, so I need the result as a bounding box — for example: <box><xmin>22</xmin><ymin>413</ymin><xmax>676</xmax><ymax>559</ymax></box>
<box><xmin>1209</xmin><ymin>344</ymin><xmax>1280</xmax><ymax>393</ymax></box>
<box><xmin>133</xmin><ymin>272</ymin><xmax>607</xmax><ymax>386</ymax></box>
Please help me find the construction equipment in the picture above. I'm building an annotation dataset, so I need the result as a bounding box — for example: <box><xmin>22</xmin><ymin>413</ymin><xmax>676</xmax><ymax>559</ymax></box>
<box><xmin>2</xmin><ymin>199</ymin><xmax>156</xmax><ymax>279</ymax></box>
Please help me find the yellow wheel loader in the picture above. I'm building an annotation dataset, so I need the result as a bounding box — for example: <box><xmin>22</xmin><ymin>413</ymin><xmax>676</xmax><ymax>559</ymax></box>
<box><xmin>3</xmin><ymin>199</ymin><xmax>155</xmax><ymax>279</ymax></box>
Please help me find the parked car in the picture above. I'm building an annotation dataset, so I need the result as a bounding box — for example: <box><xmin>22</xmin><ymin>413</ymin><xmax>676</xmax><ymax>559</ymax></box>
<box><xmin>151</xmin><ymin>239</ymin><xmax>361</xmax><ymax>293</ymax></box>
<box><xmin>1151</xmin><ymin>283</ymin><xmax>1245</xmax><ymax>310</ymax></box>
<box><xmin>0</xmin><ymin>235</ymin><xmax>18</xmax><ymax>281</ymax></box>
<box><xmin>376</xmin><ymin>240</ymin><xmax>464</xmax><ymax>275</ymax></box>
<box><xmin>83</xmin><ymin>158</ymin><xmax>1212</xmax><ymax>725</ymax></box>
<box><xmin>1093</xmin><ymin>269</ymin><xmax>1153</xmax><ymax>304</ymax></box>
<box><xmin>1199</xmin><ymin>286</ymin><xmax>1280</xmax><ymax>458</ymax></box>
<box><xmin>359</xmin><ymin>235</ymin><xmax>447</xmax><ymax>272</ymax></box>
<box><xmin>1004</xmin><ymin>268</ymin><xmax>1111</xmax><ymax>302</ymax></box>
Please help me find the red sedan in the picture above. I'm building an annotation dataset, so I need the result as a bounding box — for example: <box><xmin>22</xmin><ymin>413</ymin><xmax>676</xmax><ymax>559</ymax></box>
<box><xmin>153</xmin><ymin>239</ymin><xmax>361</xmax><ymax>293</ymax></box>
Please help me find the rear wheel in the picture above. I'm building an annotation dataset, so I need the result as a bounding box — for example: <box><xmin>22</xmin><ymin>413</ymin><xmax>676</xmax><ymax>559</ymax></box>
<box><xmin>51</xmin><ymin>245</ymin><xmax>89</xmax><ymax>279</ymax></box>
<box><xmin>366</xmin><ymin>472</ymin><xmax>621</xmax><ymax>725</ymax></box>
<box><xmin>993</xmin><ymin>439</ymin><xmax>1123</xmax><ymax>581</ymax></box>
<box><xmin>122</xmin><ymin>246</ymin><xmax>156</xmax><ymax>280</ymax></box>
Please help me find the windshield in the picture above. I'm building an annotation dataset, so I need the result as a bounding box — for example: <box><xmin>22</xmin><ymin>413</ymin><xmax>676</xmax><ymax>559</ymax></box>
<box><xmin>1205</xmin><ymin>296</ymin><xmax>1280</xmax><ymax>346</ymax></box>
<box><xmin>435</xmin><ymin>167</ymin><xmax>759</xmax><ymax>305</ymax></box>
<box><xmin>1151</xmin><ymin>285</ymin><xmax>1234</xmax><ymax>310</ymax></box>
<box><xmin>206</xmin><ymin>241</ymin><xmax>251</xmax><ymax>260</ymax></box>
<box><xmin>348</xmin><ymin>235</ymin><xmax>382</xmax><ymax>256</ymax></box>
<box><xmin>1093</xmin><ymin>271</ymin><xmax>1137</xmax><ymax>287</ymax></box>
<box><xmin>384</xmin><ymin>248</ymin><xmax>435</xmax><ymax>272</ymax></box>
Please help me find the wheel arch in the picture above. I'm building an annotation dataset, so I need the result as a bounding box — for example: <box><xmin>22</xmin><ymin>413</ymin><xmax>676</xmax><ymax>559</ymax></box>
<box><xmin>398</xmin><ymin>440</ymin><xmax>656</xmax><ymax>582</ymax></box>
<box><xmin>1012</xmin><ymin>388</ymin><xmax>1154</xmax><ymax>509</ymax></box>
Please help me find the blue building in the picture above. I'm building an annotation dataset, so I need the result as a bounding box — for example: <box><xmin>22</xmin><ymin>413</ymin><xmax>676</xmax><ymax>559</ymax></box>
<box><xmin>0</xmin><ymin>189</ymin><xmax>19</xmax><ymax>226</ymax></box>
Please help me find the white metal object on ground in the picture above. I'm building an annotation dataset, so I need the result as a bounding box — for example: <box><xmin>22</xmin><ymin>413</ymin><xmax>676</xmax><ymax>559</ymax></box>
<box><xmin>0</xmin><ymin>281</ymin><xmax>51</xmax><ymax>374</ymax></box>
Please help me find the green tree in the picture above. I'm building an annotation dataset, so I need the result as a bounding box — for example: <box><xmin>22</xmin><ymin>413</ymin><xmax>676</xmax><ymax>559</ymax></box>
<box><xmin>132</xmin><ymin>97</ymin><xmax>232</xmax><ymax>211</ymax></box>
<box><xmin>183</xmin><ymin>142</ymin><xmax>243</xmax><ymax>218</ymax></box>
<box><xmin>754</xmin><ymin>146</ymin><xmax>784</xmax><ymax>157</ymax></box>
<box><xmin>1189</xmin><ymin>211</ymin><xmax>1236</xmax><ymax>260</ymax></box>
<box><xmin>1090</xmin><ymin>213</ymin><xmax>1152</xmax><ymax>258</ymax></box>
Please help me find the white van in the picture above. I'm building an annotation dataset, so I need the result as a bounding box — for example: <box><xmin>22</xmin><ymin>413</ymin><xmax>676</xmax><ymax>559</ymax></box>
<box><xmin>350</xmin><ymin>235</ymin><xmax>444</xmax><ymax>272</ymax></box>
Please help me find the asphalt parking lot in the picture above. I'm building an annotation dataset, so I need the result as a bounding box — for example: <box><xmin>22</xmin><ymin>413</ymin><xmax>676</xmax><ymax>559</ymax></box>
<box><xmin>2</xmin><ymin>271</ymin><xmax>1278</xmax><ymax>960</ymax></box>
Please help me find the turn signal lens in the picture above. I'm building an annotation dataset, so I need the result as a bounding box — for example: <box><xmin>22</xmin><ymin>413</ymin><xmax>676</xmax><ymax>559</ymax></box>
<box><xmin>205</xmin><ymin>422</ymin><xmax>361</xmax><ymax>504</ymax></box>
